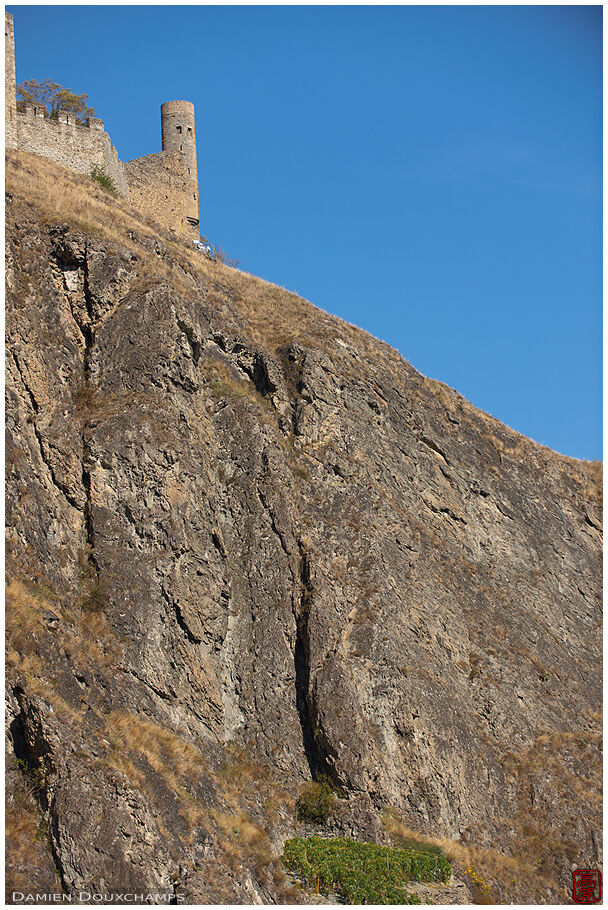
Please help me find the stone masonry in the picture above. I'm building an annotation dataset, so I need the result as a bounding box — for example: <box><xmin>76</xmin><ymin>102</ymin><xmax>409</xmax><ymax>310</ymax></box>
<box><xmin>5</xmin><ymin>11</ymin><xmax>16</xmax><ymax>150</ymax></box>
<box><xmin>5</xmin><ymin>12</ymin><xmax>200</xmax><ymax>241</ymax></box>
<box><xmin>126</xmin><ymin>101</ymin><xmax>200</xmax><ymax>240</ymax></box>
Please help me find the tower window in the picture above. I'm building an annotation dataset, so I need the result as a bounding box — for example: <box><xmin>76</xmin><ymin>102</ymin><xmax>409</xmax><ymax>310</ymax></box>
<box><xmin>187</xmin><ymin>127</ymin><xmax>192</xmax><ymax>133</ymax></box>
<box><xmin>176</xmin><ymin>126</ymin><xmax>182</xmax><ymax>133</ymax></box>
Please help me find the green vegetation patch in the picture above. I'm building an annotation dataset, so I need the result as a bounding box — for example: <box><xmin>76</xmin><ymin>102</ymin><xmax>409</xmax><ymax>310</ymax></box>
<box><xmin>90</xmin><ymin>164</ymin><xmax>118</xmax><ymax>197</ymax></box>
<box><xmin>282</xmin><ymin>836</ymin><xmax>451</xmax><ymax>904</ymax></box>
<box><xmin>296</xmin><ymin>779</ymin><xmax>335</xmax><ymax>824</ymax></box>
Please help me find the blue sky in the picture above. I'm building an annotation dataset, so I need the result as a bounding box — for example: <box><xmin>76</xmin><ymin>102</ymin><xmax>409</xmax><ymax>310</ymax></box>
<box><xmin>8</xmin><ymin>4</ymin><xmax>602</xmax><ymax>460</ymax></box>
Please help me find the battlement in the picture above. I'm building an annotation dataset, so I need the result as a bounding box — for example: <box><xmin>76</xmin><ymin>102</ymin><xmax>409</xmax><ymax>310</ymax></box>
<box><xmin>11</xmin><ymin>97</ymin><xmax>129</xmax><ymax>199</ymax></box>
<box><xmin>17</xmin><ymin>104</ymin><xmax>106</xmax><ymax>132</ymax></box>
<box><xmin>5</xmin><ymin>11</ymin><xmax>200</xmax><ymax>241</ymax></box>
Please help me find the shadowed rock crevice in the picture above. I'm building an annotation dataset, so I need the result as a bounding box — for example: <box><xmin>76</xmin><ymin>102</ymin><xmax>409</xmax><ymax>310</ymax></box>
<box><xmin>81</xmin><ymin>243</ymin><xmax>96</xmax><ymax>382</ymax></box>
<box><xmin>8</xmin><ymin>704</ymin><xmax>29</xmax><ymax>768</ymax></box>
<box><xmin>293</xmin><ymin>541</ymin><xmax>337</xmax><ymax>785</ymax></box>
<box><xmin>294</xmin><ymin>614</ymin><xmax>322</xmax><ymax>778</ymax></box>
<box><xmin>250</xmin><ymin>354</ymin><xmax>275</xmax><ymax>398</ymax></box>
<box><xmin>176</xmin><ymin>316</ymin><xmax>202</xmax><ymax>366</ymax></box>
<box><xmin>80</xmin><ymin>254</ymin><xmax>98</xmax><ymax>576</ymax></box>
<box><xmin>8</xmin><ymin>698</ymin><xmax>69</xmax><ymax>895</ymax></box>
<box><xmin>81</xmin><ymin>466</ymin><xmax>98</xmax><ymax>575</ymax></box>
<box><xmin>163</xmin><ymin>588</ymin><xmax>203</xmax><ymax>645</ymax></box>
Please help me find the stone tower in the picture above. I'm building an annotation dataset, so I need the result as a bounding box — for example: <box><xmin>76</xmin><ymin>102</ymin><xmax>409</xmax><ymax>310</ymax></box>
<box><xmin>160</xmin><ymin>100</ymin><xmax>199</xmax><ymax>233</ymax></box>
<box><xmin>5</xmin><ymin>12</ymin><xmax>17</xmax><ymax>150</ymax></box>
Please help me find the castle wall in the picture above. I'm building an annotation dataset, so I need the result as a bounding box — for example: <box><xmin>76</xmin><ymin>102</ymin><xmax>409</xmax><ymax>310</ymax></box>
<box><xmin>5</xmin><ymin>13</ymin><xmax>17</xmax><ymax>149</ymax></box>
<box><xmin>125</xmin><ymin>150</ymin><xmax>200</xmax><ymax>242</ymax></box>
<box><xmin>14</xmin><ymin>106</ymin><xmax>129</xmax><ymax>199</ymax></box>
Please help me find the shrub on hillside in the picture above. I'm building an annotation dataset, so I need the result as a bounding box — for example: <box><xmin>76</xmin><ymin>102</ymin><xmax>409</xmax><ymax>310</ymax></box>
<box><xmin>90</xmin><ymin>165</ymin><xmax>117</xmax><ymax>197</ymax></box>
<box><xmin>295</xmin><ymin>779</ymin><xmax>335</xmax><ymax>824</ymax></box>
<box><xmin>213</xmin><ymin>245</ymin><xmax>240</xmax><ymax>268</ymax></box>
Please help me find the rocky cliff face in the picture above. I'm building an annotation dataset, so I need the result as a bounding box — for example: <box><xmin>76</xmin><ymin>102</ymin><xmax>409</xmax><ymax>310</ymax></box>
<box><xmin>5</xmin><ymin>152</ymin><xmax>602</xmax><ymax>904</ymax></box>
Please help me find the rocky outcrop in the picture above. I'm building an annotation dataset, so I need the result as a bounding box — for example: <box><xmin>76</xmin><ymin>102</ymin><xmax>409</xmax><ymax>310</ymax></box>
<box><xmin>5</xmin><ymin>156</ymin><xmax>602</xmax><ymax>904</ymax></box>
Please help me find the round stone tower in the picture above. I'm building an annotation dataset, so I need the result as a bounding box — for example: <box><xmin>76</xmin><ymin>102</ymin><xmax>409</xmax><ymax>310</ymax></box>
<box><xmin>160</xmin><ymin>99</ymin><xmax>199</xmax><ymax>238</ymax></box>
<box><xmin>161</xmin><ymin>100</ymin><xmax>197</xmax><ymax>183</ymax></box>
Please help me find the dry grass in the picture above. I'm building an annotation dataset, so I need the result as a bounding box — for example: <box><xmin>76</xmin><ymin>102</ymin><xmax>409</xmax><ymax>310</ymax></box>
<box><xmin>6</xmin><ymin>150</ymin><xmax>197</xmax><ymax>297</ymax></box>
<box><xmin>5</xmin><ymin>789</ymin><xmax>60</xmax><ymax>896</ymax></box>
<box><xmin>200</xmin><ymin>355</ymin><xmax>272</xmax><ymax>415</ymax></box>
<box><xmin>384</xmin><ymin>722</ymin><xmax>602</xmax><ymax>904</ymax></box>
<box><xmin>425</xmin><ymin>373</ymin><xmax>600</xmax><ymax>482</ymax></box>
<box><xmin>5</xmin><ymin>578</ymin><xmax>48</xmax><ymax>651</ymax></box>
<box><xmin>100</xmin><ymin>715</ymin><xmax>296</xmax><ymax>897</ymax></box>
<box><xmin>211</xmin><ymin>746</ymin><xmax>297</xmax><ymax>897</ymax></box>
<box><xmin>6</xmin><ymin>571</ymin><xmax>121</xmax><ymax>678</ymax></box>
<box><xmin>103</xmin><ymin>710</ymin><xmax>210</xmax><ymax>832</ymax></box>
<box><xmin>212</xmin><ymin>809</ymin><xmax>273</xmax><ymax>866</ymax></box>
<box><xmin>578</xmin><ymin>459</ymin><xmax>603</xmax><ymax>506</ymax></box>
<box><xmin>383</xmin><ymin>811</ymin><xmax>549</xmax><ymax>904</ymax></box>
<box><xmin>216</xmin><ymin>743</ymin><xmax>294</xmax><ymax>823</ymax></box>
<box><xmin>4</xmin><ymin>579</ymin><xmax>85</xmax><ymax>721</ymax></box>
<box><xmin>5</xmin><ymin>579</ymin><xmax>86</xmax><ymax>723</ymax></box>
<box><xmin>107</xmin><ymin>710</ymin><xmax>205</xmax><ymax>781</ymax></box>
<box><xmin>211</xmin><ymin>807</ymin><xmax>295</xmax><ymax>899</ymax></box>
<box><xmin>73</xmin><ymin>385</ymin><xmax>157</xmax><ymax>424</ymax></box>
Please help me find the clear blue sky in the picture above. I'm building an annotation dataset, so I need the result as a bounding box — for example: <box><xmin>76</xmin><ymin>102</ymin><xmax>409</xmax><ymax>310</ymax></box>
<box><xmin>8</xmin><ymin>4</ymin><xmax>602</xmax><ymax>460</ymax></box>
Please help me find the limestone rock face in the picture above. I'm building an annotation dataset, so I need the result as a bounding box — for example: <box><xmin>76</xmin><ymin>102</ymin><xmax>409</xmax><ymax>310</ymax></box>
<box><xmin>6</xmin><ymin>200</ymin><xmax>602</xmax><ymax>904</ymax></box>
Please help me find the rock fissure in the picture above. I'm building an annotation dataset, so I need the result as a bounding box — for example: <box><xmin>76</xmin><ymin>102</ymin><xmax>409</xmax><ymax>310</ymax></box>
<box><xmin>424</xmin><ymin>498</ymin><xmax>467</xmax><ymax>525</ymax></box>
<box><xmin>46</xmin><ymin>803</ymin><xmax>71</xmax><ymax>898</ymax></box>
<box><xmin>256</xmin><ymin>484</ymin><xmax>292</xmax><ymax>562</ymax></box>
<box><xmin>176</xmin><ymin>316</ymin><xmax>202</xmax><ymax>366</ymax></box>
<box><xmin>161</xmin><ymin>586</ymin><xmax>203</xmax><ymax>645</ymax></box>
<box><xmin>36</xmin><ymin>434</ymin><xmax>82</xmax><ymax>513</ymax></box>
<box><xmin>10</xmin><ymin>348</ymin><xmax>40</xmax><ymax>414</ymax></box>
<box><xmin>293</xmin><ymin>542</ymin><xmax>322</xmax><ymax>779</ymax></box>
<box><xmin>79</xmin><ymin>245</ymin><xmax>97</xmax><ymax>381</ymax></box>
<box><xmin>10</xmin><ymin>349</ymin><xmax>82</xmax><ymax>511</ymax></box>
<box><xmin>126</xmin><ymin>668</ymin><xmax>173</xmax><ymax>702</ymax></box>
<box><xmin>79</xmin><ymin>245</ymin><xmax>101</xmax><ymax>578</ymax></box>
<box><xmin>420</xmin><ymin>434</ymin><xmax>450</xmax><ymax>464</ymax></box>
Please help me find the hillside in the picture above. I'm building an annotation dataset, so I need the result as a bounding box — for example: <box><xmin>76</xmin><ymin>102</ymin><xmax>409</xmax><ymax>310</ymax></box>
<box><xmin>5</xmin><ymin>150</ymin><xmax>602</xmax><ymax>905</ymax></box>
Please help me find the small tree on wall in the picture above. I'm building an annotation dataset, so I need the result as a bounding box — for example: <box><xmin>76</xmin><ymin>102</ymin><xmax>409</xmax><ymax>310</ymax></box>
<box><xmin>16</xmin><ymin>78</ymin><xmax>60</xmax><ymax>112</ymax></box>
<box><xmin>16</xmin><ymin>79</ymin><xmax>96</xmax><ymax>124</ymax></box>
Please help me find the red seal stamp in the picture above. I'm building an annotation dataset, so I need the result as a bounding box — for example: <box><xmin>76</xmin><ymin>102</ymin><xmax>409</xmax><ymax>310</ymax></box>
<box><xmin>573</xmin><ymin>869</ymin><xmax>602</xmax><ymax>904</ymax></box>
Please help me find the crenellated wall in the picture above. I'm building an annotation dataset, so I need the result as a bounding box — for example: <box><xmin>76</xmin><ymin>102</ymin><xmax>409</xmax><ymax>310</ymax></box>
<box><xmin>14</xmin><ymin>104</ymin><xmax>130</xmax><ymax>200</ymax></box>
<box><xmin>5</xmin><ymin>11</ymin><xmax>201</xmax><ymax>241</ymax></box>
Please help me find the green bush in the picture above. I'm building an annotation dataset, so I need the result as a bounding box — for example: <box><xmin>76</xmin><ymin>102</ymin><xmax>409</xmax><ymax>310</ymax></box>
<box><xmin>283</xmin><ymin>836</ymin><xmax>451</xmax><ymax>904</ymax></box>
<box><xmin>90</xmin><ymin>165</ymin><xmax>117</xmax><ymax>197</ymax></box>
<box><xmin>296</xmin><ymin>780</ymin><xmax>335</xmax><ymax>824</ymax></box>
